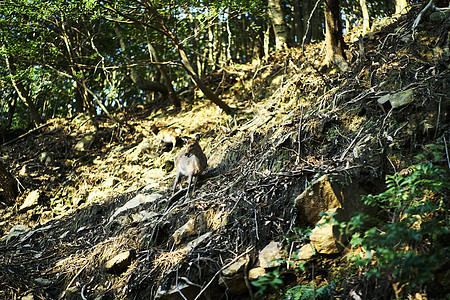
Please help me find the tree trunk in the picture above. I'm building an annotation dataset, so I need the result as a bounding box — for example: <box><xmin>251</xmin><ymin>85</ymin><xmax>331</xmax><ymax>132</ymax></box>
<box><xmin>147</xmin><ymin>42</ymin><xmax>180</xmax><ymax>107</ymax></box>
<box><xmin>268</xmin><ymin>0</ymin><xmax>289</xmax><ymax>51</ymax></box>
<box><xmin>360</xmin><ymin>0</ymin><xmax>370</xmax><ymax>33</ymax></box>
<box><xmin>251</xmin><ymin>17</ymin><xmax>265</xmax><ymax>65</ymax></box>
<box><xmin>292</xmin><ymin>0</ymin><xmax>303</xmax><ymax>44</ymax></box>
<box><xmin>3</xmin><ymin>52</ymin><xmax>43</xmax><ymax>126</ymax></box>
<box><xmin>302</xmin><ymin>0</ymin><xmax>312</xmax><ymax>43</ymax></box>
<box><xmin>323</xmin><ymin>0</ymin><xmax>348</xmax><ymax>71</ymax></box>
<box><xmin>0</xmin><ymin>160</ymin><xmax>18</xmax><ymax>202</ymax></box>
<box><xmin>177</xmin><ymin>47</ymin><xmax>232</xmax><ymax>114</ymax></box>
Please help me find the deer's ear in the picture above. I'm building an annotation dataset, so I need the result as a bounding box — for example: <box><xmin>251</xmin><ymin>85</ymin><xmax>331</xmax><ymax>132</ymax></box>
<box><xmin>194</xmin><ymin>134</ymin><xmax>201</xmax><ymax>141</ymax></box>
<box><xmin>181</xmin><ymin>137</ymin><xmax>190</xmax><ymax>143</ymax></box>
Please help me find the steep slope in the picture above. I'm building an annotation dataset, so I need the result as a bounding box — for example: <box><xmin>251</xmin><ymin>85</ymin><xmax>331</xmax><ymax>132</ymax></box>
<box><xmin>0</xmin><ymin>4</ymin><xmax>449</xmax><ymax>299</ymax></box>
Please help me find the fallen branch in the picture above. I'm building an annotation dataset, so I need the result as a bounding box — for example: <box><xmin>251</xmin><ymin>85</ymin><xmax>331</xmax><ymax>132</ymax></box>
<box><xmin>1</xmin><ymin>122</ymin><xmax>50</xmax><ymax>147</ymax></box>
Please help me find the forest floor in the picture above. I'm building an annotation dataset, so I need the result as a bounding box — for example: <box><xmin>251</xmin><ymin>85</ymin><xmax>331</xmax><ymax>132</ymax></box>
<box><xmin>1</xmin><ymin>5</ymin><xmax>449</xmax><ymax>300</ymax></box>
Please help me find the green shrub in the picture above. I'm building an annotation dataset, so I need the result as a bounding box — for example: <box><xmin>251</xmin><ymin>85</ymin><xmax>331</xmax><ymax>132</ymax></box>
<box><xmin>344</xmin><ymin>144</ymin><xmax>449</xmax><ymax>295</ymax></box>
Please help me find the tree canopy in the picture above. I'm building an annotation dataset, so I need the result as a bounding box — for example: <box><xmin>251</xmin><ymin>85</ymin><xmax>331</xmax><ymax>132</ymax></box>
<box><xmin>1</xmin><ymin>0</ymin><xmax>410</xmax><ymax>131</ymax></box>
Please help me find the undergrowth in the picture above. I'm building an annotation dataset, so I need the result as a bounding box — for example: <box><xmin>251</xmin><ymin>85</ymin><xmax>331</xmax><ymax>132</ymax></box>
<box><xmin>342</xmin><ymin>141</ymin><xmax>450</xmax><ymax>298</ymax></box>
<box><xmin>252</xmin><ymin>141</ymin><xmax>450</xmax><ymax>299</ymax></box>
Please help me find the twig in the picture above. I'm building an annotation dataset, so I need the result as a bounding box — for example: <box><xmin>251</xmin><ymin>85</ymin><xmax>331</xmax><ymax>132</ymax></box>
<box><xmin>243</xmin><ymin>255</ymin><xmax>254</xmax><ymax>300</ymax></box>
<box><xmin>66</xmin><ymin>263</ymin><xmax>89</xmax><ymax>289</ymax></box>
<box><xmin>443</xmin><ymin>135</ymin><xmax>450</xmax><ymax>171</ymax></box>
<box><xmin>435</xmin><ymin>97</ymin><xmax>441</xmax><ymax>139</ymax></box>
<box><xmin>193</xmin><ymin>246</ymin><xmax>254</xmax><ymax>300</ymax></box>
<box><xmin>339</xmin><ymin>125</ymin><xmax>366</xmax><ymax>161</ymax></box>
<box><xmin>296</xmin><ymin>106</ymin><xmax>304</xmax><ymax>165</ymax></box>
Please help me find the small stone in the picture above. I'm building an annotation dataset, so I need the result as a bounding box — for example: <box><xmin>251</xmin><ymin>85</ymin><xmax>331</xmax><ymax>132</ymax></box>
<box><xmin>296</xmin><ymin>243</ymin><xmax>315</xmax><ymax>261</ymax></box>
<box><xmin>109</xmin><ymin>193</ymin><xmax>162</xmax><ymax>223</ymax></box>
<box><xmin>222</xmin><ymin>256</ymin><xmax>249</xmax><ymax>277</ymax></box>
<box><xmin>34</xmin><ymin>277</ymin><xmax>52</xmax><ymax>286</ymax></box>
<box><xmin>19</xmin><ymin>190</ymin><xmax>41</xmax><ymax>212</ymax></box>
<box><xmin>259</xmin><ymin>241</ymin><xmax>283</xmax><ymax>268</ymax></box>
<box><xmin>249</xmin><ymin>267</ymin><xmax>266</xmax><ymax>280</ymax></box>
<box><xmin>105</xmin><ymin>250</ymin><xmax>135</xmax><ymax>275</ymax></box>
<box><xmin>377</xmin><ymin>89</ymin><xmax>414</xmax><ymax>113</ymax></box>
<box><xmin>75</xmin><ymin>135</ymin><xmax>94</xmax><ymax>151</ymax></box>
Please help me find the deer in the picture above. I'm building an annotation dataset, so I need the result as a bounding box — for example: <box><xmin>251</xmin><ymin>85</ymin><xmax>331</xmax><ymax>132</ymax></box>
<box><xmin>151</xmin><ymin>124</ymin><xmax>181</xmax><ymax>152</ymax></box>
<box><xmin>173</xmin><ymin>135</ymin><xmax>207</xmax><ymax>197</ymax></box>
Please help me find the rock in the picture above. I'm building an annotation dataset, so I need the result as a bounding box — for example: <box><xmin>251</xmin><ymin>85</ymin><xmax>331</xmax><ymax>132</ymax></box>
<box><xmin>109</xmin><ymin>193</ymin><xmax>162</xmax><ymax>223</ymax></box>
<box><xmin>184</xmin><ymin>232</ymin><xmax>211</xmax><ymax>252</ymax></box>
<box><xmin>222</xmin><ymin>256</ymin><xmax>249</xmax><ymax>277</ymax></box>
<box><xmin>105</xmin><ymin>250</ymin><xmax>136</xmax><ymax>275</ymax></box>
<box><xmin>172</xmin><ymin>215</ymin><xmax>207</xmax><ymax>245</ymax></box>
<box><xmin>75</xmin><ymin>134</ymin><xmax>94</xmax><ymax>151</ymax></box>
<box><xmin>34</xmin><ymin>277</ymin><xmax>52</xmax><ymax>286</ymax></box>
<box><xmin>294</xmin><ymin>174</ymin><xmax>370</xmax><ymax>225</ymax></box>
<box><xmin>218</xmin><ymin>255</ymin><xmax>250</xmax><ymax>295</ymax></box>
<box><xmin>21</xmin><ymin>293</ymin><xmax>35</xmax><ymax>300</ymax></box>
<box><xmin>142</xmin><ymin>168</ymin><xmax>166</xmax><ymax>181</ymax></box>
<box><xmin>19</xmin><ymin>190</ymin><xmax>41</xmax><ymax>212</ymax></box>
<box><xmin>377</xmin><ymin>89</ymin><xmax>414</xmax><ymax>113</ymax></box>
<box><xmin>259</xmin><ymin>241</ymin><xmax>283</xmax><ymax>268</ymax></box>
<box><xmin>310</xmin><ymin>208</ymin><xmax>346</xmax><ymax>254</ymax></box>
<box><xmin>131</xmin><ymin>210</ymin><xmax>159</xmax><ymax>223</ymax></box>
<box><xmin>249</xmin><ymin>267</ymin><xmax>266</xmax><ymax>280</ymax></box>
<box><xmin>296</xmin><ymin>243</ymin><xmax>315</xmax><ymax>261</ymax></box>
<box><xmin>39</xmin><ymin>152</ymin><xmax>53</xmax><ymax>165</ymax></box>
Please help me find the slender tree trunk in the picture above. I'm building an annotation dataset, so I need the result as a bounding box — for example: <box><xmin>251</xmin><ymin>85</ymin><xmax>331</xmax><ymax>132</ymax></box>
<box><xmin>147</xmin><ymin>41</ymin><xmax>180</xmax><ymax>107</ymax></box>
<box><xmin>2</xmin><ymin>50</ymin><xmax>43</xmax><ymax>126</ymax></box>
<box><xmin>323</xmin><ymin>0</ymin><xmax>348</xmax><ymax>71</ymax></box>
<box><xmin>0</xmin><ymin>160</ymin><xmax>18</xmax><ymax>202</ymax></box>
<box><xmin>292</xmin><ymin>0</ymin><xmax>303</xmax><ymax>44</ymax></box>
<box><xmin>302</xmin><ymin>0</ymin><xmax>312</xmax><ymax>43</ymax></box>
<box><xmin>251</xmin><ymin>17</ymin><xmax>264</xmax><ymax>65</ymax></box>
<box><xmin>177</xmin><ymin>47</ymin><xmax>231</xmax><ymax>114</ymax></box>
<box><xmin>268</xmin><ymin>0</ymin><xmax>289</xmax><ymax>51</ymax></box>
<box><xmin>6</xmin><ymin>96</ymin><xmax>16</xmax><ymax>130</ymax></box>
<box><xmin>360</xmin><ymin>0</ymin><xmax>370</xmax><ymax>33</ymax></box>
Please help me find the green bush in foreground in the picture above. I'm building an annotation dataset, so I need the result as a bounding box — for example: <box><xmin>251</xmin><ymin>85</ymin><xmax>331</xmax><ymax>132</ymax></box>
<box><xmin>344</xmin><ymin>144</ymin><xmax>450</xmax><ymax>296</ymax></box>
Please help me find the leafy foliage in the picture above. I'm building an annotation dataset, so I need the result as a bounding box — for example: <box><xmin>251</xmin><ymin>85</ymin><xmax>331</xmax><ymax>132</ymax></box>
<box><xmin>345</xmin><ymin>143</ymin><xmax>450</xmax><ymax>292</ymax></box>
<box><xmin>284</xmin><ymin>282</ymin><xmax>334</xmax><ymax>300</ymax></box>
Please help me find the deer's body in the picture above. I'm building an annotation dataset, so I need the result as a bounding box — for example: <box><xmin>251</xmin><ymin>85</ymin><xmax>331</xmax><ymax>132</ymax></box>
<box><xmin>152</xmin><ymin>126</ymin><xmax>181</xmax><ymax>151</ymax></box>
<box><xmin>173</xmin><ymin>135</ymin><xmax>207</xmax><ymax>197</ymax></box>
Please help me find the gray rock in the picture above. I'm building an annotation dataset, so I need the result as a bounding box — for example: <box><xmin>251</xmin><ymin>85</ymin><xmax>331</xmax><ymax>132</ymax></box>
<box><xmin>109</xmin><ymin>193</ymin><xmax>162</xmax><ymax>223</ymax></box>
<box><xmin>377</xmin><ymin>89</ymin><xmax>414</xmax><ymax>113</ymax></box>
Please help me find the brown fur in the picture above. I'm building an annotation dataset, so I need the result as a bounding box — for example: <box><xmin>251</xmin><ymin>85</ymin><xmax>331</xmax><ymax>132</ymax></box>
<box><xmin>152</xmin><ymin>126</ymin><xmax>181</xmax><ymax>151</ymax></box>
<box><xmin>173</xmin><ymin>135</ymin><xmax>207</xmax><ymax>197</ymax></box>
